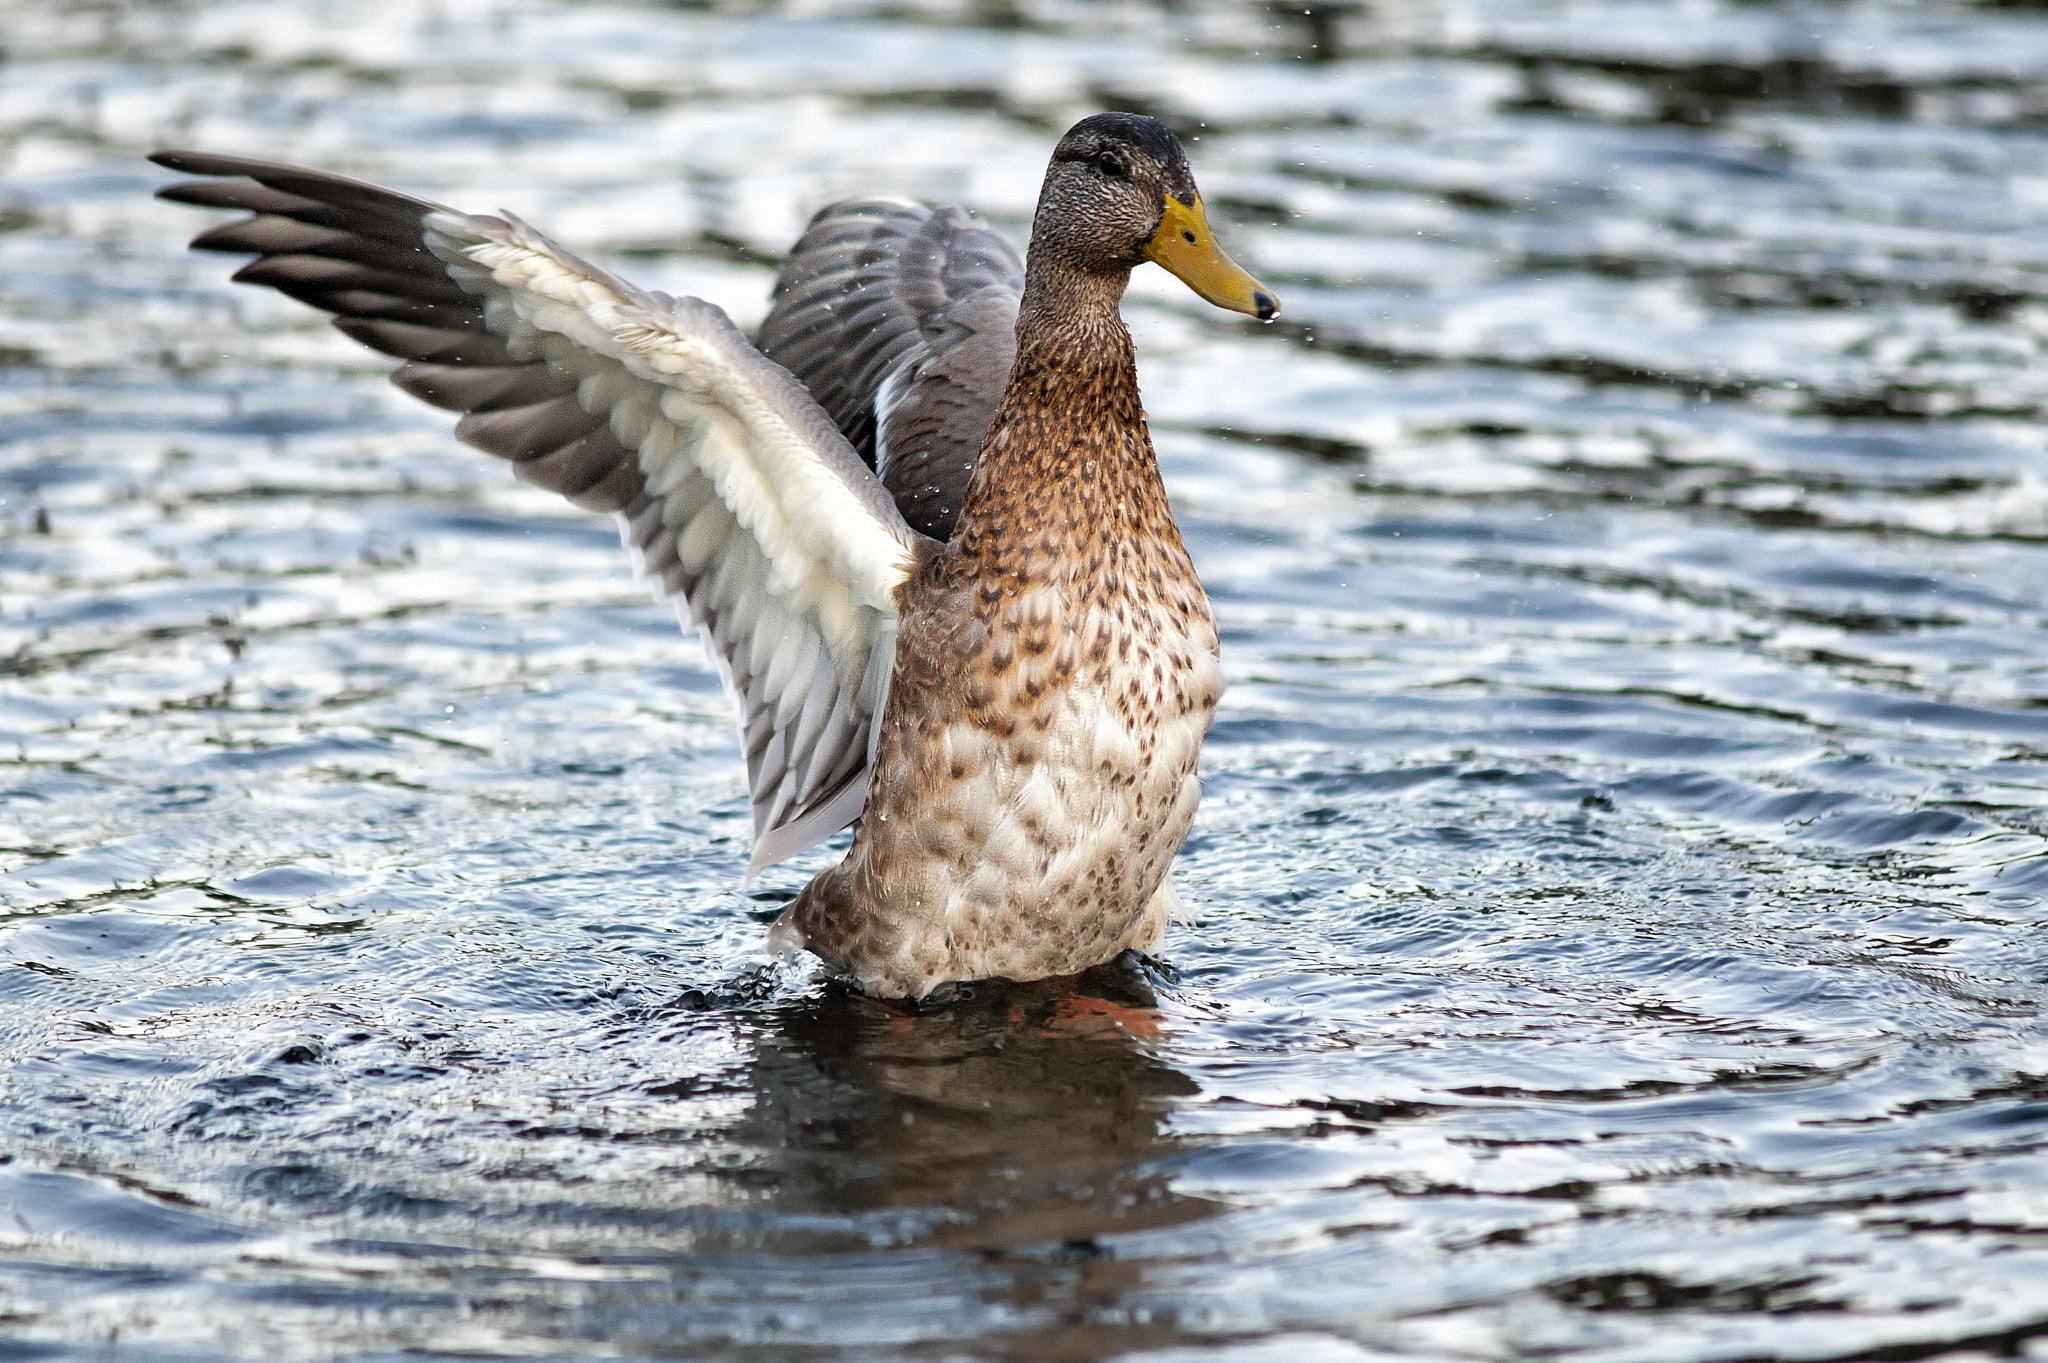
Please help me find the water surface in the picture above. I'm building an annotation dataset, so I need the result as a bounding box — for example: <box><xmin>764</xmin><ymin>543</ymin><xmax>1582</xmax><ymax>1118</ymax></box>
<box><xmin>3</xmin><ymin>1</ymin><xmax>2048</xmax><ymax>1358</ymax></box>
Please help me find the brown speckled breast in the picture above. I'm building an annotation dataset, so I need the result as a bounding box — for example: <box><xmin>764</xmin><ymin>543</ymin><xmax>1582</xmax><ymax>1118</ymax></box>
<box><xmin>774</xmin><ymin>308</ymin><xmax>1222</xmax><ymax>999</ymax></box>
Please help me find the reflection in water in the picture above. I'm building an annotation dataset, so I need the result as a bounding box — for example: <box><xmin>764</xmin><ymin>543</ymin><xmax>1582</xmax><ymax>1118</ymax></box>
<box><xmin>696</xmin><ymin>961</ymin><xmax>1220</xmax><ymax>1350</ymax></box>
<box><xmin>737</xmin><ymin>963</ymin><xmax>1214</xmax><ymax>1256</ymax></box>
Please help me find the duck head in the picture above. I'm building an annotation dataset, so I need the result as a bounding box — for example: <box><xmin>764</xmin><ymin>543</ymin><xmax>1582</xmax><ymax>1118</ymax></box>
<box><xmin>1029</xmin><ymin>111</ymin><xmax>1279</xmax><ymax>323</ymax></box>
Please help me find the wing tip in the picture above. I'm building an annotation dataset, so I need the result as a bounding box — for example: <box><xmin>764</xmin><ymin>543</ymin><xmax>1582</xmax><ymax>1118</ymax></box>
<box><xmin>147</xmin><ymin>147</ymin><xmax>219</xmax><ymax>173</ymax></box>
<box><xmin>743</xmin><ymin>773</ymin><xmax>869</xmax><ymax>880</ymax></box>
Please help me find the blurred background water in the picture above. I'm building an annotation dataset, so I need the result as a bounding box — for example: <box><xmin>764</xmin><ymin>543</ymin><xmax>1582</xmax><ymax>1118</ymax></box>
<box><xmin>4</xmin><ymin>0</ymin><xmax>2048</xmax><ymax>1359</ymax></box>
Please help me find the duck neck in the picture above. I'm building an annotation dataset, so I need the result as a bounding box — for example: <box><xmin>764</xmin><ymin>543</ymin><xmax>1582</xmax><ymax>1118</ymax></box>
<box><xmin>1006</xmin><ymin>256</ymin><xmax>1137</xmax><ymax>423</ymax></box>
<box><xmin>1015</xmin><ymin>250</ymin><xmax>1131</xmax><ymax>345</ymax></box>
<box><xmin>954</xmin><ymin>258</ymin><xmax>1179</xmax><ymax>568</ymax></box>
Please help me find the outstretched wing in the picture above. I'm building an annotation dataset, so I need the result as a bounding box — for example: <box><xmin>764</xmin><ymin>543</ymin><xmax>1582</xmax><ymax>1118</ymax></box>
<box><xmin>151</xmin><ymin>151</ymin><xmax>929</xmax><ymax>875</ymax></box>
<box><xmin>755</xmin><ymin>198</ymin><xmax>1022</xmax><ymax>542</ymax></box>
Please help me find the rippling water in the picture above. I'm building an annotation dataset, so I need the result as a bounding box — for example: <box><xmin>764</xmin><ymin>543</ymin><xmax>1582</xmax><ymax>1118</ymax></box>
<box><xmin>5</xmin><ymin>1</ymin><xmax>2048</xmax><ymax>1358</ymax></box>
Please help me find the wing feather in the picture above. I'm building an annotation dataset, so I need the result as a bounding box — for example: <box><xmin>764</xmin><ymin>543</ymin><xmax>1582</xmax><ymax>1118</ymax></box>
<box><xmin>755</xmin><ymin>198</ymin><xmax>1023</xmax><ymax>541</ymax></box>
<box><xmin>152</xmin><ymin>151</ymin><xmax>932</xmax><ymax>874</ymax></box>
<box><xmin>454</xmin><ymin>394</ymin><xmax>597</xmax><ymax>461</ymax></box>
<box><xmin>393</xmin><ymin>360</ymin><xmax>566</xmax><ymax>412</ymax></box>
<box><xmin>785</xmin><ymin>660</ymin><xmax>840</xmax><ymax>799</ymax></box>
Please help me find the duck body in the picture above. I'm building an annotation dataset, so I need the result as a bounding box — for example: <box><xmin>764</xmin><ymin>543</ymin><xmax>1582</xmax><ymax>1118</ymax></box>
<box><xmin>777</xmin><ymin>305</ymin><xmax>1222</xmax><ymax>998</ymax></box>
<box><xmin>151</xmin><ymin>112</ymin><xmax>1272</xmax><ymax>1000</ymax></box>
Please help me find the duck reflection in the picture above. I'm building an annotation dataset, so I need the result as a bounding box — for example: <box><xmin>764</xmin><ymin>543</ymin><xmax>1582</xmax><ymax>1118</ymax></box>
<box><xmin>728</xmin><ymin>959</ymin><xmax>1222</xmax><ymax>1259</ymax></box>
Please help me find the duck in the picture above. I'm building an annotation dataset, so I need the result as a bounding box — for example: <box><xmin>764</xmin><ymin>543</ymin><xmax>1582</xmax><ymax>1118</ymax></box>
<box><xmin>150</xmin><ymin>112</ymin><xmax>1279</xmax><ymax>1000</ymax></box>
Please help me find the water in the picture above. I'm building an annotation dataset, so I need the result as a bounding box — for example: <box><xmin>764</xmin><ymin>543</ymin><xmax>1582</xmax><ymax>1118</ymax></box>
<box><xmin>3</xmin><ymin>0</ymin><xmax>2048</xmax><ymax>1358</ymax></box>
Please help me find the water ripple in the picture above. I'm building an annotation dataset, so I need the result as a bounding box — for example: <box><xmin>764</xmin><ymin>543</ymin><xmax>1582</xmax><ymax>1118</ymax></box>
<box><xmin>3</xmin><ymin>0</ymin><xmax>2048</xmax><ymax>1359</ymax></box>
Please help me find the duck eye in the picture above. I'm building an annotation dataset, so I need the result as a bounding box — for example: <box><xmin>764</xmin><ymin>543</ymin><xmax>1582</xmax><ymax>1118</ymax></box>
<box><xmin>1095</xmin><ymin>151</ymin><xmax>1125</xmax><ymax>178</ymax></box>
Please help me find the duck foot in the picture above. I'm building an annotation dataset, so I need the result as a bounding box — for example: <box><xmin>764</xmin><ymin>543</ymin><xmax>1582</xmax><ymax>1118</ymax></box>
<box><xmin>911</xmin><ymin>980</ymin><xmax>974</xmax><ymax>1013</ymax></box>
<box><xmin>1111</xmin><ymin>949</ymin><xmax>1180</xmax><ymax>987</ymax></box>
<box><xmin>1070</xmin><ymin>951</ymin><xmax>1174</xmax><ymax>1009</ymax></box>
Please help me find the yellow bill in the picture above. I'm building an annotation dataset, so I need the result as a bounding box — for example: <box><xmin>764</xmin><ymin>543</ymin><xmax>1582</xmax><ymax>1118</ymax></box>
<box><xmin>1143</xmin><ymin>195</ymin><xmax>1279</xmax><ymax>322</ymax></box>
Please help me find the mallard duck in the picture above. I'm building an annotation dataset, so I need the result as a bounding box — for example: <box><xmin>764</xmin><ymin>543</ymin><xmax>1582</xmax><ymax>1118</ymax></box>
<box><xmin>151</xmin><ymin>112</ymin><xmax>1278</xmax><ymax>1000</ymax></box>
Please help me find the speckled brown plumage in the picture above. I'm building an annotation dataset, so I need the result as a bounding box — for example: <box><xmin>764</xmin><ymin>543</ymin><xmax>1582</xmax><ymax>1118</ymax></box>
<box><xmin>771</xmin><ymin>114</ymin><xmax>1234</xmax><ymax>999</ymax></box>
<box><xmin>777</xmin><ymin>320</ymin><xmax>1221</xmax><ymax>996</ymax></box>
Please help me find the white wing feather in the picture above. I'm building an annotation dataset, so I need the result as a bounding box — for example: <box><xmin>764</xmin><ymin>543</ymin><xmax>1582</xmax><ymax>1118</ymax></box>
<box><xmin>421</xmin><ymin>210</ymin><xmax>923</xmax><ymax>875</ymax></box>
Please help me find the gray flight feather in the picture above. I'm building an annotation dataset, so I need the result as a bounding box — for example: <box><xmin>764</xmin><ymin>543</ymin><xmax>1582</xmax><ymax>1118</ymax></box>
<box><xmin>756</xmin><ymin>198</ymin><xmax>1023</xmax><ymax>542</ymax></box>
